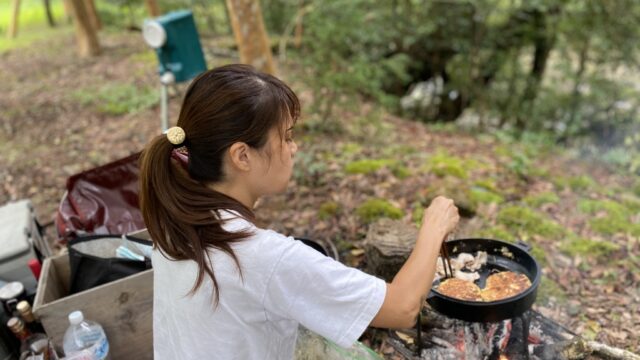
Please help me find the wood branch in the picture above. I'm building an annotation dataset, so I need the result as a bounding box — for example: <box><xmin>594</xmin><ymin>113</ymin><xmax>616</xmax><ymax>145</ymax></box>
<box><xmin>144</xmin><ymin>0</ymin><xmax>161</xmax><ymax>17</ymax></box>
<box><xmin>555</xmin><ymin>338</ymin><xmax>640</xmax><ymax>360</ymax></box>
<box><xmin>226</xmin><ymin>0</ymin><xmax>276</xmax><ymax>74</ymax></box>
<box><xmin>7</xmin><ymin>0</ymin><xmax>21</xmax><ymax>39</ymax></box>
<box><xmin>67</xmin><ymin>0</ymin><xmax>101</xmax><ymax>57</ymax></box>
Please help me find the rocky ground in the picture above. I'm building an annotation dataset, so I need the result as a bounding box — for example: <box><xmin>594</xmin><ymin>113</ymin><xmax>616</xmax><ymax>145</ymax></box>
<box><xmin>1</xmin><ymin>30</ymin><xmax>639</xmax><ymax>355</ymax></box>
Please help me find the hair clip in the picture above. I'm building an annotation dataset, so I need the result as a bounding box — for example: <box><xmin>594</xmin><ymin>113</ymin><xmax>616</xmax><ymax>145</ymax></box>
<box><xmin>166</xmin><ymin>126</ymin><xmax>186</xmax><ymax>145</ymax></box>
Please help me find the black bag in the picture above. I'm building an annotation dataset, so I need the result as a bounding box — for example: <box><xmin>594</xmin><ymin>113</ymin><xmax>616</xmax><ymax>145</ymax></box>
<box><xmin>68</xmin><ymin>234</ymin><xmax>152</xmax><ymax>294</ymax></box>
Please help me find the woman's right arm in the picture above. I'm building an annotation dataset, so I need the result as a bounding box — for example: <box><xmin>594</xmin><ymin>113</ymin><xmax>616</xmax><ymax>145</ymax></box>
<box><xmin>370</xmin><ymin>196</ymin><xmax>459</xmax><ymax>329</ymax></box>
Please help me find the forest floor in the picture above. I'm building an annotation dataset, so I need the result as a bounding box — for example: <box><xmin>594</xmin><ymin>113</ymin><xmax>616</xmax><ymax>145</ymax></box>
<box><xmin>1</xmin><ymin>30</ymin><xmax>639</xmax><ymax>355</ymax></box>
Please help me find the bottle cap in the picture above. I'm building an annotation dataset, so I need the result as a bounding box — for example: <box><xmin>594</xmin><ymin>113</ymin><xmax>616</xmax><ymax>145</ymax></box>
<box><xmin>0</xmin><ymin>282</ymin><xmax>24</xmax><ymax>300</ymax></box>
<box><xmin>7</xmin><ymin>317</ymin><xmax>24</xmax><ymax>333</ymax></box>
<box><xmin>17</xmin><ymin>301</ymin><xmax>36</xmax><ymax>322</ymax></box>
<box><xmin>68</xmin><ymin>311</ymin><xmax>84</xmax><ymax>325</ymax></box>
<box><xmin>16</xmin><ymin>301</ymin><xmax>30</xmax><ymax>313</ymax></box>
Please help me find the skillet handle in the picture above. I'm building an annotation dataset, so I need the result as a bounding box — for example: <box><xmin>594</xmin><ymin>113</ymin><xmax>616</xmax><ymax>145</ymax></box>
<box><xmin>515</xmin><ymin>240</ymin><xmax>532</xmax><ymax>252</ymax></box>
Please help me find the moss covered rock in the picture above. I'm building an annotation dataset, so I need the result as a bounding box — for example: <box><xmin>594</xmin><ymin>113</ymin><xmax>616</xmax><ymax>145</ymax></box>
<box><xmin>523</xmin><ymin>192</ymin><xmax>560</xmax><ymax>208</ymax></box>
<box><xmin>318</xmin><ymin>201</ymin><xmax>341</xmax><ymax>220</ymax></box>
<box><xmin>559</xmin><ymin>237</ymin><xmax>620</xmax><ymax>259</ymax></box>
<box><xmin>356</xmin><ymin>199</ymin><xmax>403</xmax><ymax>223</ymax></box>
<box><xmin>344</xmin><ymin>159</ymin><xmax>393</xmax><ymax>175</ymax></box>
<box><xmin>497</xmin><ymin>205</ymin><xmax>565</xmax><ymax>239</ymax></box>
<box><xmin>424</xmin><ymin>152</ymin><xmax>469</xmax><ymax>179</ymax></box>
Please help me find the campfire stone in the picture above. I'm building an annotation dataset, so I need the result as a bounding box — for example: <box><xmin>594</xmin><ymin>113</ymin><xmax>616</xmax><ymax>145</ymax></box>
<box><xmin>364</xmin><ymin>218</ymin><xmax>418</xmax><ymax>282</ymax></box>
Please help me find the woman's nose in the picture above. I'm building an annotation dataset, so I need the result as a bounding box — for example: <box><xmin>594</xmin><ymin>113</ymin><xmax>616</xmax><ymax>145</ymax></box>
<box><xmin>291</xmin><ymin>140</ymin><xmax>298</xmax><ymax>155</ymax></box>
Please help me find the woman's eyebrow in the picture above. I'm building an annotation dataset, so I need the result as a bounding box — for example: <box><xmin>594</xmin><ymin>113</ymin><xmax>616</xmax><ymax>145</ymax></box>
<box><xmin>287</xmin><ymin>126</ymin><xmax>294</xmax><ymax>131</ymax></box>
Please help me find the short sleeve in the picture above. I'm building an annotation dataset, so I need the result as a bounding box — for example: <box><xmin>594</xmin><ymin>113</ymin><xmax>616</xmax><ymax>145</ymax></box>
<box><xmin>262</xmin><ymin>234</ymin><xmax>386</xmax><ymax>349</ymax></box>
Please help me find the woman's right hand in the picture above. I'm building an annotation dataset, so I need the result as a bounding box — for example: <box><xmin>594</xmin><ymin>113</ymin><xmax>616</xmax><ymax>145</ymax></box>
<box><xmin>421</xmin><ymin>196</ymin><xmax>460</xmax><ymax>238</ymax></box>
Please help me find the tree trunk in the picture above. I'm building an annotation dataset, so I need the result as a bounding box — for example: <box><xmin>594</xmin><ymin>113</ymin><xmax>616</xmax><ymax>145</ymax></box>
<box><xmin>363</xmin><ymin>219</ymin><xmax>418</xmax><ymax>282</ymax></box>
<box><xmin>144</xmin><ymin>0</ymin><xmax>160</xmax><ymax>17</ymax></box>
<box><xmin>68</xmin><ymin>0</ymin><xmax>101</xmax><ymax>57</ymax></box>
<box><xmin>516</xmin><ymin>8</ymin><xmax>559</xmax><ymax>131</ymax></box>
<box><xmin>225</xmin><ymin>0</ymin><xmax>276</xmax><ymax>74</ymax></box>
<box><xmin>61</xmin><ymin>0</ymin><xmax>73</xmax><ymax>24</ymax></box>
<box><xmin>7</xmin><ymin>0</ymin><xmax>20</xmax><ymax>39</ymax></box>
<box><xmin>84</xmin><ymin>0</ymin><xmax>101</xmax><ymax>31</ymax></box>
<box><xmin>43</xmin><ymin>0</ymin><xmax>56</xmax><ymax>27</ymax></box>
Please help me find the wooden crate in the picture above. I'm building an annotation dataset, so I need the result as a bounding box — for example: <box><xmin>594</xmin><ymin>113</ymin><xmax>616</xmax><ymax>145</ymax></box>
<box><xmin>32</xmin><ymin>249</ymin><xmax>153</xmax><ymax>359</ymax></box>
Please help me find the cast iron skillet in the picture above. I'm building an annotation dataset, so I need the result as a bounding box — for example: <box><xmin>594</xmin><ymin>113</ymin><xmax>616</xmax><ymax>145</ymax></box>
<box><xmin>426</xmin><ymin>238</ymin><xmax>540</xmax><ymax>322</ymax></box>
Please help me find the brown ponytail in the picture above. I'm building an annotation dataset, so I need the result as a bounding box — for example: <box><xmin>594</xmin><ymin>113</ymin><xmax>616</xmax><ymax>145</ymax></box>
<box><xmin>139</xmin><ymin>64</ymin><xmax>300</xmax><ymax>305</ymax></box>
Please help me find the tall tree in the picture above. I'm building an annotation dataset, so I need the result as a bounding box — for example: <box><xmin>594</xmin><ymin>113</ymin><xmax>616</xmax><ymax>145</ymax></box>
<box><xmin>43</xmin><ymin>0</ymin><xmax>56</xmax><ymax>27</ymax></box>
<box><xmin>226</xmin><ymin>0</ymin><xmax>276</xmax><ymax>74</ymax></box>
<box><xmin>7</xmin><ymin>0</ymin><xmax>20</xmax><ymax>38</ymax></box>
<box><xmin>84</xmin><ymin>0</ymin><xmax>102</xmax><ymax>31</ymax></box>
<box><xmin>144</xmin><ymin>0</ymin><xmax>160</xmax><ymax>17</ymax></box>
<box><xmin>68</xmin><ymin>0</ymin><xmax>101</xmax><ymax>56</ymax></box>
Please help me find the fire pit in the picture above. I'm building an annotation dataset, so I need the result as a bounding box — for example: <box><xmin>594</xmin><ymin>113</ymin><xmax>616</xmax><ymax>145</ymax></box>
<box><xmin>386</xmin><ymin>307</ymin><xmax>575</xmax><ymax>360</ymax></box>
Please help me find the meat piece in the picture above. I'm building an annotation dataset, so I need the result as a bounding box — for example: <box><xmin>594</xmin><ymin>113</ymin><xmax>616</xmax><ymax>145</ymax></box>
<box><xmin>454</xmin><ymin>270</ymin><xmax>480</xmax><ymax>282</ymax></box>
<box><xmin>437</xmin><ymin>278</ymin><xmax>483</xmax><ymax>301</ymax></box>
<box><xmin>481</xmin><ymin>271</ymin><xmax>532</xmax><ymax>302</ymax></box>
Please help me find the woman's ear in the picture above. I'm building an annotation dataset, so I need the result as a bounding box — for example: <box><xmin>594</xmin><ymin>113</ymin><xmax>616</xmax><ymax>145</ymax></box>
<box><xmin>228</xmin><ymin>142</ymin><xmax>251</xmax><ymax>172</ymax></box>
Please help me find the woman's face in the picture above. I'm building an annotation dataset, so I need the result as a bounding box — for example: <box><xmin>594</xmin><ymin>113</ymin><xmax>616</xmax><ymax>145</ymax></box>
<box><xmin>250</xmin><ymin>120</ymin><xmax>297</xmax><ymax>196</ymax></box>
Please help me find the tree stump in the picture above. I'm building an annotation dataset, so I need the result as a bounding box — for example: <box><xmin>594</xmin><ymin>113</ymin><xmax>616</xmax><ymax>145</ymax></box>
<box><xmin>363</xmin><ymin>219</ymin><xmax>418</xmax><ymax>282</ymax></box>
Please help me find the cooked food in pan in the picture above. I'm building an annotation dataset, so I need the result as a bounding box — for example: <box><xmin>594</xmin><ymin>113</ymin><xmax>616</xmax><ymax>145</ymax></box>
<box><xmin>481</xmin><ymin>271</ymin><xmax>531</xmax><ymax>302</ymax></box>
<box><xmin>437</xmin><ymin>278</ymin><xmax>483</xmax><ymax>301</ymax></box>
<box><xmin>435</xmin><ymin>271</ymin><xmax>531</xmax><ymax>302</ymax></box>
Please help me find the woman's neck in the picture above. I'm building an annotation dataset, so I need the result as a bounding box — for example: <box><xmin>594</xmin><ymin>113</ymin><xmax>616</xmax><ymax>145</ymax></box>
<box><xmin>208</xmin><ymin>181</ymin><xmax>257</xmax><ymax>209</ymax></box>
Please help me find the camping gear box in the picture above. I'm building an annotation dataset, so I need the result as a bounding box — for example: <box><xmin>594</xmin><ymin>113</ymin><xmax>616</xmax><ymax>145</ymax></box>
<box><xmin>33</xmin><ymin>231</ymin><xmax>153</xmax><ymax>359</ymax></box>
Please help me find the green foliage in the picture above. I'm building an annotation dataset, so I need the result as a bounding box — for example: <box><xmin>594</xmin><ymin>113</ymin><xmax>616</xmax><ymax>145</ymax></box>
<box><xmin>476</xmin><ymin>226</ymin><xmax>514</xmax><ymax>242</ymax></box>
<box><xmin>577</xmin><ymin>198</ymin><xmax>640</xmax><ymax>236</ymax></box>
<box><xmin>72</xmin><ymin>83</ymin><xmax>157</xmax><ymax>116</ymax></box>
<box><xmin>537</xmin><ymin>276</ymin><xmax>566</xmax><ymax>305</ymax></box>
<box><xmin>523</xmin><ymin>192</ymin><xmax>560</xmax><ymax>207</ymax></box>
<box><xmin>318</xmin><ymin>201</ymin><xmax>340</xmax><ymax>220</ymax></box>
<box><xmin>589</xmin><ymin>217</ymin><xmax>640</xmax><ymax>237</ymax></box>
<box><xmin>356</xmin><ymin>199</ymin><xmax>403</xmax><ymax>223</ymax></box>
<box><xmin>559</xmin><ymin>237</ymin><xmax>620</xmax><ymax>259</ymax></box>
<box><xmin>578</xmin><ymin>199</ymin><xmax>626</xmax><ymax>216</ymax></box>
<box><xmin>294</xmin><ymin>0</ymin><xmax>640</xmax><ymax>169</ymax></box>
<box><xmin>468</xmin><ymin>187</ymin><xmax>505</xmax><ymax>207</ymax></box>
<box><xmin>295</xmin><ymin>0</ymin><xmax>412</xmax><ymax>118</ymax></box>
<box><xmin>344</xmin><ymin>159</ymin><xmax>392</xmax><ymax>175</ymax></box>
<box><xmin>424</xmin><ymin>152</ymin><xmax>470</xmax><ymax>179</ymax></box>
<box><xmin>390</xmin><ymin>164</ymin><xmax>411</xmax><ymax>179</ymax></box>
<box><xmin>553</xmin><ymin>175</ymin><xmax>597</xmax><ymax>192</ymax></box>
<box><xmin>497</xmin><ymin>205</ymin><xmax>565</xmax><ymax>239</ymax></box>
<box><xmin>0</xmin><ymin>0</ymin><xmax>69</xmax><ymax>54</ymax></box>
<box><xmin>292</xmin><ymin>149</ymin><xmax>327</xmax><ymax>187</ymax></box>
<box><xmin>0</xmin><ymin>0</ymin><xmax>65</xmax><ymax>31</ymax></box>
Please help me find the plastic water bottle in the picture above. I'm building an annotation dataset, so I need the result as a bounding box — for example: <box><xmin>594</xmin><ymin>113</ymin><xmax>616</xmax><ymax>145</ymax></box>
<box><xmin>62</xmin><ymin>311</ymin><xmax>110</xmax><ymax>360</ymax></box>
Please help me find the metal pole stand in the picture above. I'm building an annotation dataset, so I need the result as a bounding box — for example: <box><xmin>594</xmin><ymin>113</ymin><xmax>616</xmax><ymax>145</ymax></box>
<box><xmin>160</xmin><ymin>71</ymin><xmax>176</xmax><ymax>133</ymax></box>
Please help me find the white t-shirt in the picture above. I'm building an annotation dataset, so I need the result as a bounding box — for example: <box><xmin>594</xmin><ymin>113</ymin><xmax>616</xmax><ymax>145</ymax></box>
<box><xmin>152</xmin><ymin>210</ymin><xmax>387</xmax><ymax>360</ymax></box>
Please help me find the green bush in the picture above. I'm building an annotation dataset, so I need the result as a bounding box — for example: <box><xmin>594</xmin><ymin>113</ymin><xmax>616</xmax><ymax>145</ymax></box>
<box><xmin>356</xmin><ymin>199</ymin><xmax>403</xmax><ymax>223</ymax></box>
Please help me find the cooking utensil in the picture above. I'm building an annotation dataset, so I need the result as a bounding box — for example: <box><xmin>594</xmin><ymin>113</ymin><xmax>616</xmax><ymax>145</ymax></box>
<box><xmin>426</xmin><ymin>238</ymin><xmax>540</xmax><ymax>322</ymax></box>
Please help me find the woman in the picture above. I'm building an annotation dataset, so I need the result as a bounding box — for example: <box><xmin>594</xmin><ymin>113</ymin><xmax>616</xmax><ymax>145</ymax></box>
<box><xmin>139</xmin><ymin>64</ymin><xmax>459</xmax><ymax>359</ymax></box>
